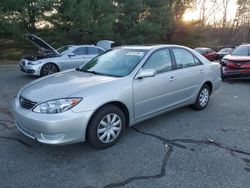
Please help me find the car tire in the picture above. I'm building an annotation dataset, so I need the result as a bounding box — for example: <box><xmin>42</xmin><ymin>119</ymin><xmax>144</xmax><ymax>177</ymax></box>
<box><xmin>192</xmin><ymin>84</ymin><xmax>211</xmax><ymax>110</ymax></box>
<box><xmin>87</xmin><ymin>105</ymin><xmax>126</xmax><ymax>149</ymax></box>
<box><xmin>41</xmin><ymin>63</ymin><xmax>59</xmax><ymax>76</ymax></box>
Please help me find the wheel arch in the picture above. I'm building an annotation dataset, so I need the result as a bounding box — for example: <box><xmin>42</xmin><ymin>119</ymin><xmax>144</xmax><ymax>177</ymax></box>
<box><xmin>85</xmin><ymin>101</ymin><xmax>130</xmax><ymax>140</ymax></box>
<box><xmin>203</xmin><ymin>81</ymin><xmax>213</xmax><ymax>93</ymax></box>
<box><xmin>40</xmin><ymin>62</ymin><xmax>60</xmax><ymax>75</ymax></box>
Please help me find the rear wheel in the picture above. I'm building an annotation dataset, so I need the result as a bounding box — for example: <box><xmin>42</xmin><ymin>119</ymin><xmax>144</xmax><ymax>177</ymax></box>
<box><xmin>192</xmin><ymin>84</ymin><xmax>211</xmax><ymax>110</ymax></box>
<box><xmin>87</xmin><ymin>105</ymin><xmax>126</xmax><ymax>149</ymax></box>
<box><xmin>41</xmin><ymin>63</ymin><xmax>59</xmax><ymax>76</ymax></box>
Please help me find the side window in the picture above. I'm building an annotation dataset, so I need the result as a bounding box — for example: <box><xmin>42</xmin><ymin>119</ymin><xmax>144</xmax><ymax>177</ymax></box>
<box><xmin>88</xmin><ymin>47</ymin><xmax>100</xmax><ymax>55</ymax></box>
<box><xmin>143</xmin><ymin>49</ymin><xmax>173</xmax><ymax>74</ymax></box>
<box><xmin>172</xmin><ymin>48</ymin><xmax>196</xmax><ymax>69</ymax></box>
<box><xmin>194</xmin><ymin>56</ymin><xmax>202</xmax><ymax>66</ymax></box>
<box><xmin>98</xmin><ymin>48</ymin><xmax>105</xmax><ymax>54</ymax></box>
<box><xmin>72</xmin><ymin>47</ymin><xmax>87</xmax><ymax>55</ymax></box>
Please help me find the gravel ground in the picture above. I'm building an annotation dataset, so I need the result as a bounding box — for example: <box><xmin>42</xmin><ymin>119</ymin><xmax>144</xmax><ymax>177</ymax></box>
<box><xmin>0</xmin><ymin>64</ymin><xmax>250</xmax><ymax>188</ymax></box>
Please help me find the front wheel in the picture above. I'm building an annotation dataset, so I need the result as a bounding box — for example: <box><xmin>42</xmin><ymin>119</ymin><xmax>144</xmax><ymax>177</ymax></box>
<box><xmin>87</xmin><ymin>105</ymin><xmax>126</xmax><ymax>149</ymax></box>
<box><xmin>41</xmin><ymin>63</ymin><xmax>59</xmax><ymax>76</ymax></box>
<box><xmin>192</xmin><ymin>84</ymin><xmax>211</xmax><ymax>110</ymax></box>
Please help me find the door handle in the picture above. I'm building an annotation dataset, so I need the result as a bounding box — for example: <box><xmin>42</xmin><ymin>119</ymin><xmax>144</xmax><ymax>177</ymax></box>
<box><xmin>170</xmin><ymin>76</ymin><xmax>176</xmax><ymax>81</ymax></box>
<box><xmin>200</xmin><ymin>69</ymin><xmax>205</xmax><ymax>73</ymax></box>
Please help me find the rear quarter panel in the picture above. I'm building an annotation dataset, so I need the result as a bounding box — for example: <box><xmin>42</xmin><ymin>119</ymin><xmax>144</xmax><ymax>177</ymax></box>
<box><xmin>205</xmin><ymin>62</ymin><xmax>221</xmax><ymax>93</ymax></box>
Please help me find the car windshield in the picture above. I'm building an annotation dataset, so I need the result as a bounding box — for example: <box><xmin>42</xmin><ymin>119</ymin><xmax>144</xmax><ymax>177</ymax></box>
<box><xmin>231</xmin><ymin>46</ymin><xmax>250</xmax><ymax>56</ymax></box>
<box><xmin>219</xmin><ymin>48</ymin><xmax>232</xmax><ymax>52</ymax></box>
<box><xmin>79</xmin><ymin>49</ymin><xmax>148</xmax><ymax>77</ymax></box>
<box><xmin>57</xmin><ymin>46</ymin><xmax>72</xmax><ymax>55</ymax></box>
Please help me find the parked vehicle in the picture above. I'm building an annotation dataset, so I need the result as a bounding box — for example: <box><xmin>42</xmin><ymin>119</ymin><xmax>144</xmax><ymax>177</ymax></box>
<box><xmin>216</xmin><ymin>47</ymin><xmax>234</xmax><ymax>60</ymax></box>
<box><xmin>12</xmin><ymin>45</ymin><xmax>221</xmax><ymax>148</ymax></box>
<box><xmin>221</xmin><ymin>44</ymin><xmax>250</xmax><ymax>79</ymax></box>
<box><xmin>194</xmin><ymin>47</ymin><xmax>217</xmax><ymax>61</ymax></box>
<box><xmin>19</xmin><ymin>34</ymin><xmax>113</xmax><ymax>76</ymax></box>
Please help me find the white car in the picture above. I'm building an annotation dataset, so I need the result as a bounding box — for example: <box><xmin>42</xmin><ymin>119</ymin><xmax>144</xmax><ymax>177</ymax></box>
<box><xmin>19</xmin><ymin>34</ymin><xmax>114</xmax><ymax>76</ymax></box>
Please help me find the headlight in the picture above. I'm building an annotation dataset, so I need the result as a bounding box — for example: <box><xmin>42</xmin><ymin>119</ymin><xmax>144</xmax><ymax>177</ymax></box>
<box><xmin>33</xmin><ymin>98</ymin><xmax>82</xmax><ymax>114</ymax></box>
<box><xmin>28</xmin><ymin>61</ymin><xmax>42</xmax><ymax>65</ymax></box>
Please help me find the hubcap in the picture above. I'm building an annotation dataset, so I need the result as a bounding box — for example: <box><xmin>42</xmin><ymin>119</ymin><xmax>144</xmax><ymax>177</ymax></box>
<box><xmin>199</xmin><ymin>88</ymin><xmax>209</xmax><ymax>107</ymax></box>
<box><xmin>43</xmin><ymin>64</ymin><xmax>58</xmax><ymax>75</ymax></box>
<box><xmin>97</xmin><ymin>113</ymin><xmax>122</xmax><ymax>143</ymax></box>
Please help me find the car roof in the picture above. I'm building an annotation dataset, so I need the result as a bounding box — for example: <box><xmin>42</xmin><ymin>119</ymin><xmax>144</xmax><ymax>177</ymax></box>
<box><xmin>116</xmin><ymin>44</ymin><xmax>192</xmax><ymax>50</ymax></box>
<box><xmin>69</xmin><ymin>45</ymin><xmax>104</xmax><ymax>49</ymax></box>
<box><xmin>195</xmin><ymin>47</ymin><xmax>211</xmax><ymax>50</ymax></box>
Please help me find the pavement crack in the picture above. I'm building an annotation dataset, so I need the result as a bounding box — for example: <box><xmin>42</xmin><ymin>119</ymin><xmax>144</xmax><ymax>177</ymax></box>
<box><xmin>102</xmin><ymin>146</ymin><xmax>173</xmax><ymax>188</ymax></box>
<box><xmin>102</xmin><ymin>127</ymin><xmax>250</xmax><ymax>188</ymax></box>
<box><xmin>0</xmin><ymin>107</ymin><xmax>13</xmax><ymax>119</ymax></box>
<box><xmin>132</xmin><ymin>128</ymin><xmax>250</xmax><ymax>156</ymax></box>
<box><xmin>0</xmin><ymin>136</ymin><xmax>32</xmax><ymax>148</ymax></box>
<box><xmin>132</xmin><ymin>128</ymin><xmax>187</xmax><ymax>149</ymax></box>
<box><xmin>0</xmin><ymin>119</ymin><xmax>14</xmax><ymax>124</ymax></box>
<box><xmin>0</xmin><ymin>119</ymin><xmax>15</xmax><ymax>130</ymax></box>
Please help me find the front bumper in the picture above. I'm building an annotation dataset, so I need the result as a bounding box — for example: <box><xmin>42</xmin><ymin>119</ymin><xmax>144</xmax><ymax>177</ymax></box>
<box><xmin>221</xmin><ymin>67</ymin><xmax>250</xmax><ymax>79</ymax></box>
<box><xmin>12</xmin><ymin>97</ymin><xmax>94</xmax><ymax>145</ymax></box>
<box><xmin>20</xmin><ymin>60</ymin><xmax>41</xmax><ymax>76</ymax></box>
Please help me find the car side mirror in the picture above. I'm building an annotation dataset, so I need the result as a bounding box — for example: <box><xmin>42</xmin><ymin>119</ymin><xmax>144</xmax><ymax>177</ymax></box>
<box><xmin>68</xmin><ymin>53</ymin><xmax>75</xmax><ymax>57</ymax></box>
<box><xmin>136</xmin><ymin>69</ymin><xmax>156</xmax><ymax>79</ymax></box>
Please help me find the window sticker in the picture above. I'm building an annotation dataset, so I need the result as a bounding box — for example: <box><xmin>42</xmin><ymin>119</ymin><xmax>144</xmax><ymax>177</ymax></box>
<box><xmin>127</xmin><ymin>52</ymin><xmax>144</xmax><ymax>56</ymax></box>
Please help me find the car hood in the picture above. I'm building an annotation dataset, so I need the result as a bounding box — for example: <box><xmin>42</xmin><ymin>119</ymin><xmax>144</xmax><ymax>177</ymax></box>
<box><xmin>25</xmin><ymin>33</ymin><xmax>60</xmax><ymax>55</ymax></box>
<box><xmin>223</xmin><ymin>54</ymin><xmax>250</xmax><ymax>62</ymax></box>
<box><xmin>20</xmin><ymin>70</ymin><xmax>118</xmax><ymax>102</ymax></box>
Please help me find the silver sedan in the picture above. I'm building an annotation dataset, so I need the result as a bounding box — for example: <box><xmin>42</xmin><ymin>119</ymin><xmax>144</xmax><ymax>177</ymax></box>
<box><xmin>19</xmin><ymin>34</ymin><xmax>113</xmax><ymax>76</ymax></box>
<box><xmin>12</xmin><ymin>45</ymin><xmax>221</xmax><ymax>148</ymax></box>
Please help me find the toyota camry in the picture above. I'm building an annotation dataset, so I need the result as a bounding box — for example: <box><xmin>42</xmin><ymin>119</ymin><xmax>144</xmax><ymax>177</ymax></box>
<box><xmin>12</xmin><ymin>45</ymin><xmax>221</xmax><ymax>148</ymax></box>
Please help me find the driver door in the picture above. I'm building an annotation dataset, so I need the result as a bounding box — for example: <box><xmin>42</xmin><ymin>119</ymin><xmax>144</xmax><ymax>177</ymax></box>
<box><xmin>133</xmin><ymin>48</ymin><xmax>177</xmax><ymax>120</ymax></box>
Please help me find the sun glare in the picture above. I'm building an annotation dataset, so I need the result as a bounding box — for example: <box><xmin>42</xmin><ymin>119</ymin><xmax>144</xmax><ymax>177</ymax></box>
<box><xmin>183</xmin><ymin>11</ymin><xmax>199</xmax><ymax>22</ymax></box>
<box><xmin>183</xmin><ymin>0</ymin><xmax>238</xmax><ymax>23</ymax></box>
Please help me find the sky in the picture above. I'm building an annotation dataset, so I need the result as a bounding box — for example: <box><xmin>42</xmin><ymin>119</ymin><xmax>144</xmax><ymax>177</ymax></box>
<box><xmin>183</xmin><ymin>0</ymin><xmax>238</xmax><ymax>23</ymax></box>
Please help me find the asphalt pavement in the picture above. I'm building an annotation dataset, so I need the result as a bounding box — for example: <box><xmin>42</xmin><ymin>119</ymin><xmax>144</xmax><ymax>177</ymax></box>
<box><xmin>0</xmin><ymin>64</ymin><xmax>250</xmax><ymax>188</ymax></box>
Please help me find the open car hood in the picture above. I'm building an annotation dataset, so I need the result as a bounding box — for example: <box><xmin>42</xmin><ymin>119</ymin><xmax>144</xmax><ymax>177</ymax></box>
<box><xmin>25</xmin><ymin>34</ymin><xmax>60</xmax><ymax>55</ymax></box>
<box><xmin>96</xmin><ymin>40</ymin><xmax>114</xmax><ymax>50</ymax></box>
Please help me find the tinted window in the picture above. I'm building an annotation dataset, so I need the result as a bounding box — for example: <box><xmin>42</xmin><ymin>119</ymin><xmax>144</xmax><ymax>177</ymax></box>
<box><xmin>88</xmin><ymin>47</ymin><xmax>100</xmax><ymax>55</ymax></box>
<box><xmin>72</xmin><ymin>47</ymin><xmax>87</xmax><ymax>55</ymax></box>
<box><xmin>143</xmin><ymin>49</ymin><xmax>173</xmax><ymax>74</ymax></box>
<box><xmin>173</xmin><ymin>48</ymin><xmax>196</xmax><ymax>69</ymax></box>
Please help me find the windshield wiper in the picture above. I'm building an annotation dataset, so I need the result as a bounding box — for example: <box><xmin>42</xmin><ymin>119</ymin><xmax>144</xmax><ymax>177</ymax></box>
<box><xmin>82</xmin><ymin>70</ymin><xmax>100</xmax><ymax>74</ymax></box>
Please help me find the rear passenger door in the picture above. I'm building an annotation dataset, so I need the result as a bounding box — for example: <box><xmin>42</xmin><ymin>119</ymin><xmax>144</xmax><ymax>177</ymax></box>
<box><xmin>170</xmin><ymin>48</ymin><xmax>205</xmax><ymax>103</ymax></box>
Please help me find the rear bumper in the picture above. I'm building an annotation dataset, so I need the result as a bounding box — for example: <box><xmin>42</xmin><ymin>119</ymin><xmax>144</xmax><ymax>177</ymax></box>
<box><xmin>12</xmin><ymin>97</ymin><xmax>94</xmax><ymax>145</ymax></box>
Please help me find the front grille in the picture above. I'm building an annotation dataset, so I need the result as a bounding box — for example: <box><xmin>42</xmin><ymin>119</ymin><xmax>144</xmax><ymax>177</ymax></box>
<box><xmin>19</xmin><ymin>96</ymin><xmax>37</xmax><ymax>109</ymax></box>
